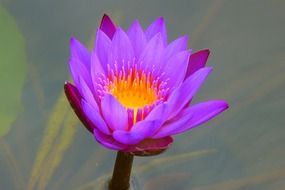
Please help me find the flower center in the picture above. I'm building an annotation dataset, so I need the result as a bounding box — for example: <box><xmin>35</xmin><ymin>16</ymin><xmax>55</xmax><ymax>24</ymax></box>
<box><xmin>96</xmin><ymin>62</ymin><xmax>168</xmax><ymax>124</ymax></box>
<box><xmin>107</xmin><ymin>68</ymin><xmax>159</xmax><ymax>110</ymax></box>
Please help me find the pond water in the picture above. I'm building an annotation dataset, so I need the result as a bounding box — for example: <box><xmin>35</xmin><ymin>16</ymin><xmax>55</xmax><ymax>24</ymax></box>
<box><xmin>1</xmin><ymin>0</ymin><xmax>285</xmax><ymax>189</ymax></box>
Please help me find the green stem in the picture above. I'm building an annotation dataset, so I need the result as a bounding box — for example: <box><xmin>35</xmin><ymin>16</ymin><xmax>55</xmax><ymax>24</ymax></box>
<box><xmin>109</xmin><ymin>151</ymin><xmax>134</xmax><ymax>190</ymax></box>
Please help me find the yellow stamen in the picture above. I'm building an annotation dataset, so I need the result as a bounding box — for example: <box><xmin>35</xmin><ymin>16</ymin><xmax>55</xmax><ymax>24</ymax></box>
<box><xmin>107</xmin><ymin>69</ymin><xmax>158</xmax><ymax>122</ymax></box>
<box><xmin>108</xmin><ymin>73</ymin><xmax>157</xmax><ymax>108</ymax></box>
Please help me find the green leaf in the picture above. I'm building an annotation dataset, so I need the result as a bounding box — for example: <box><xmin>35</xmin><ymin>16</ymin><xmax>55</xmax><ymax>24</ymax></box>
<box><xmin>0</xmin><ymin>6</ymin><xmax>27</xmax><ymax>137</ymax></box>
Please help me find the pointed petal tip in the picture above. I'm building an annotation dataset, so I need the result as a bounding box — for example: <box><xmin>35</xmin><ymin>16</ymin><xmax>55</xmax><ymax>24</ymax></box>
<box><xmin>206</xmin><ymin>66</ymin><xmax>213</xmax><ymax>72</ymax></box>
<box><xmin>146</xmin><ymin>16</ymin><xmax>167</xmax><ymax>45</ymax></box>
<box><xmin>153</xmin><ymin>16</ymin><xmax>166</xmax><ymax>28</ymax></box>
<box><xmin>210</xmin><ymin>100</ymin><xmax>230</xmax><ymax>111</ymax></box>
<box><xmin>100</xmin><ymin>14</ymin><xmax>116</xmax><ymax>39</ymax></box>
<box><xmin>185</xmin><ymin>49</ymin><xmax>211</xmax><ymax>78</ymax></box>
<box><xmin>181</xmin><ymin>35</ymin><xmax>189</xmax><ymax>42</ymax></box>
<box><xmin>64</xmin><ymin>81</ymin><xmax>75</xmax><ymax>92</ymax></box>
<box><xmin>200</xmin><ymin>48</ymin><xmax>210</xmax><ymax>54</ymax></box>
<box><xmin>132</xmin><ymin>19</ymin><xmax>140</xmax><ymax>24</ymax></box>
<box><xmin>199</xmin><ymin>48</ymin><xmax>210</xmax><ymax>58</ymax></box>
<box><xmin>226</xmin><ymin>102</ymin><xmax>229</xmax><ymax>109</ymax></box>
<box><xmin>200</xmin><ymin>66</ymin><xmax>214</xmax><ymax>78</ymax></box>
<box><xmin>69</xmin><ymin>37</ymin><xmax>77</xmax><ymax>49</ymax></box>
<box><xmin>101</xmin><ymin>14</ymin><xmax>114</xmax><ymax>25</ymax></box>
<box><xmin>64</xmin><ymin>81</ymin><xmax>75</xmax><ymax>91</ymax></box>
<box><xmin>128</xmin><ymin>19</ymin><xmax>144</xmax><ymax>32</ymax></box>
<box><xmin>221</xmin><ymin>100</ymin><xmax>230</xmax><ymax>110</ymax></box>
<box><xmin>102</xmin><ymin>13</ymin><xmax>110</xmax><ymax>19</ymax></box>
<box><xmin>69</xmin><ymin>37</ymin><xmax>81</xmax><ymax>46</ymax></box>
<box><xmin>175</xmin><ymin>35</ymin><xmax>189</xmax><ymax>47</ymax></box>
<box><xmin>205</xmin><ymin>48</ymin><xmax>210</xmax><ymax>54</ymax></box>
<box><xmin>198</xmin><ymin>66</ymin><xmax>213</xmax><ymax>75</ymax></box>
<box><xmin>69</xmin><ymin>36</ymin><xmax>75</xmax><ymax>44</ymax></box>
<box><xmin>157</xmin><ymin>16</ymin><xmax>165</xmax><ymax>22</ymax></box>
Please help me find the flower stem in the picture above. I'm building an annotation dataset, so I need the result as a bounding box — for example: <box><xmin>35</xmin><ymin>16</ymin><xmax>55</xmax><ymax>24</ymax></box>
<box><xmin>109</xmin><ymin>151</ymin><xmax>134</xmax><ymax>190</ymax></box>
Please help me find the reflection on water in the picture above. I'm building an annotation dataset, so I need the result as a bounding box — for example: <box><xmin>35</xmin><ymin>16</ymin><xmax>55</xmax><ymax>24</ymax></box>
<box><xmin>1</xmin><ymin>0</ymin><xmax>285</xmax><ymax>189</ymax></box>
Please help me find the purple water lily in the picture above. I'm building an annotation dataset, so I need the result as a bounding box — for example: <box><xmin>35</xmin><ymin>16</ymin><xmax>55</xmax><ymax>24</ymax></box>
<box><xmin>65</xmin><ymin>14</ymin><xmax>228</xmax><ymax>154</ymax></box>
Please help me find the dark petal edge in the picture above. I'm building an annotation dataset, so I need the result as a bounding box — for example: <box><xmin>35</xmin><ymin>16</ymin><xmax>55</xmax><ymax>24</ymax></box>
<box><xmin>64</xmin><ymin>82</ymin><xmax>95</xmax><ymax>133</ymax></box>
<box><xmin>185</xmin><ymin>49</ymin><xmax>210</xmax><ymax>78</ymax></box>
<box><xmin>100</xmin><ymin>14</ymin><xmax>116</xmax><ymax>39</ymax></box>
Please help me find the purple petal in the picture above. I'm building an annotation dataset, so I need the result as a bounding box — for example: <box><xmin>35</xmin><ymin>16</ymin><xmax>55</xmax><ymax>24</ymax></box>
<box><xmin>138</xmin><ymin>33</ymin><xmax>164</xmax><ymax>73</ymax></box>
<box><xmin>182</xmin><ymin>100</ymin><xmax>229</xmax><ymax>130</ymax></box>
<box><xmin>185</xmin><ymin>49</ymin><xmax>210</xmax><ymax>78</ymax></box>
<box><xmin>127</xmin><ymin>20</ymin><xmax>147</xmax><ymax>58</ymax></box>
<box><xmin>128</xmin><ymin>119</ymin><xmax>162</xmax><ymax>137</ymax></box>
<box><xmin>112</xmin><ymin>103</ymin><xmax>168</xmax><ymax>145</ymax></box>
<box><xmin>163</xmin><ymin>36</ymin><xmax>188</xmax><ymax>60</ymax></box>
<box><xmin>90</xmin><ymin>51</ymin><xmax>105</xmax><ymax>101</ymax></box>
<box><xmin>167</xmin><ymin>67</ymin><xmax>213</xmax><ymax>119</ymax></box>
<box><xmin>64</xmin><ymin>82</ymin><xmax>94</xmax><ymax>133</ymax></box>
<box><xmin>145</xmin><ymin>17</ymin><xmax>167</xmax><ymax>45</ymax></box>
<box><xmin>101</xmin><ymin>94</ymin><xmax>128</xmax><ymax>131</ymax></box>
<box><xmin>161</xmin><ymin>50</ymin><xmax>191</xmax><ymax>90</ymax></box>
<box><xmin>113</xmin><ymin>120</ymin><xmax>161</xmax><ymax>145</ymax></box>
<box><xmin>69</xmin><ymin>58</ymin><xmax>92</xmax><ymax>90</ymax></box>
<box><xmin>93</xmin><ymin>128</ymin><xmax>127</xmax><ymax>150</ymax></box>
<box><xmin>70</xmin><ymin>37</ymin><xmax>91</xmax><ymax>69</ymax></box>
<box><xmin>153</xmin><ymin>113</ymin><xmax>193</xmax><ymax>138</ymax></box>
<box><xmin>79</xmin><ymin>77</ymin><xmax>97</xmax><ymax>109</ymax></box>
<box><xmin>94</xmin><ymin>29</ymin><xmax>111</xmax><ymax>72</ymax></box>
<box><xmin>109</xmin><ymin>28</ymin><xmax>135</xmax><ymax>70</ymax></box>
<box><xmin>99</xmin><ymin>14</ymin><xmax>116</xmax><ymax>39</ymax></box>
<box><xmin>68</xmin><ymin>58</ymin><xmax>80</xmax><ymax>88</ymax></box>
<box><xmin>82</xmin><ymin>100</ymin><xmax>111</xmax><ymax>135</ymax></box>
<box><xmin>91</xmin><ymin>50</ymin><xmax>105</xmax><ymax>76</ymax></box>
<box><xmin>155</xmin><ymin>100</ymin><xmax>229</xmax><ymax>137</ymax></box>
<box><xmin>145</xmin><ymin>103</ymin><xmax>169</xmax><ymax>122</ymax></box>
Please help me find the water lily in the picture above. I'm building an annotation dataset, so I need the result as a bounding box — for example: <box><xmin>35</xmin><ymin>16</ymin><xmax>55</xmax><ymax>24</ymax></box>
<box><xmin>64</xmin><ymin>14</ymin><xmax>228</xmax><ymax>155</ymax></box>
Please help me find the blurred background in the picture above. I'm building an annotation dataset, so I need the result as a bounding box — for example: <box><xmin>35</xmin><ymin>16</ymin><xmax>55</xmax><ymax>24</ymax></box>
<box><xmin>0</xmin><ymin>0</ymin><xmax>285</xmax><ymax>189</ymax></box>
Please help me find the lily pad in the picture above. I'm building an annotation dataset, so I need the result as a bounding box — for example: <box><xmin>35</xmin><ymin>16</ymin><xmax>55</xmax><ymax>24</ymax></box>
<box><xmin>0</xmin><ymin>6</ymin><xmax>27</xmax><ymax>137</ymax></box>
